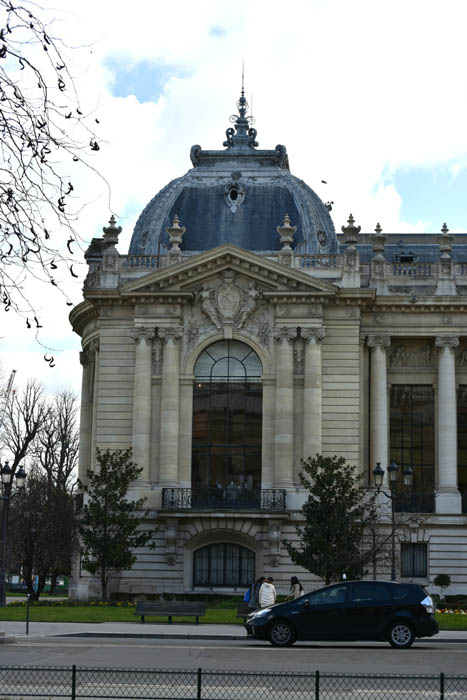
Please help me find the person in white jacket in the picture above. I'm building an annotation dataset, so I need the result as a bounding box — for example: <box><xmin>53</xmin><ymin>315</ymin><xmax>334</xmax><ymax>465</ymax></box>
<box><xmin>258</xmin><ymin>576</ymin><xmax>277</xmax><ymax>608</ymax></box>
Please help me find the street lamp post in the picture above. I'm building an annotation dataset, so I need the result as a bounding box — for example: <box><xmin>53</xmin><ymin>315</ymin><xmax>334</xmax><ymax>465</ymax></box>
<box><xmin>0</xmin><ymin>461</ymin><xmax>26</xmax><ymax>607</ymax></box>
<box><xmin>372</xmin><ymin>461</ymin><xmax>413</xmax><ymax>581</ymax></box>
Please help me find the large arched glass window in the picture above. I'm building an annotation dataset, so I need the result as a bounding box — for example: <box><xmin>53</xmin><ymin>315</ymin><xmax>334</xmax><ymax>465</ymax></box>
<box><xmin>192</xmin><ymin>340</ymin><xmax>262</xmax><ymax>490</ymax></box>
<box><xmin>193</xmin><ymin>543</ymin><xmax>255</xmax><ymax>587</ymax></box>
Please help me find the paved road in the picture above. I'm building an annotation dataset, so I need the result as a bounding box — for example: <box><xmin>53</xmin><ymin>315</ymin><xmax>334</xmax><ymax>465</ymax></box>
<box><xmin>1</xmin><ymin>627</ymin><xmax>467</xmax><ymax>675</ymax></box>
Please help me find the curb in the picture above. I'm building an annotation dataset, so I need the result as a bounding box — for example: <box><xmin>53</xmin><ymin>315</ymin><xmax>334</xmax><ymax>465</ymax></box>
<box><xmin>57</xmin><ymin>632</ymin><xmax>247</xmax><ymax>641</ymax></box>
<box><xmin>50</xmin><ymin>632</ymin><xmax>467</xmax><ymax>643</ymax></box>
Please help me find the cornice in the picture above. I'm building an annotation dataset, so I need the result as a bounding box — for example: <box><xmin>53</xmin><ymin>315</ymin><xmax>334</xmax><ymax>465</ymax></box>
<box><xmin>371</xmin><ymin>296</ymin><xmax>467</xmax><ymax>313</ymax></box>
<box><xmin>69</xmin><ymin>300</ymin><xmax>98</xmax><ymax>337</ymax></box>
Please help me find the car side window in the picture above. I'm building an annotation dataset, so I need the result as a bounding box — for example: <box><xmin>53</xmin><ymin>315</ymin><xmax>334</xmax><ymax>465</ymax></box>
<box><xmin>351</xmin><ymin>582</ymin><xmax>392</xmax><ymax>602</ymax></box>
<box><xmin>307</xmin><ymin>585</ymin><xmax>348</xmax><ymax>605</ymax></box>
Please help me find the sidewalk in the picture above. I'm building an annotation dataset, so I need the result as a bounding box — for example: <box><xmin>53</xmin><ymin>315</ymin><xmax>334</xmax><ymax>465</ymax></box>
<box><xmin>1</xmin><ymin>621</ymin><xmax>466</xmax><ymax>643</ymax></box>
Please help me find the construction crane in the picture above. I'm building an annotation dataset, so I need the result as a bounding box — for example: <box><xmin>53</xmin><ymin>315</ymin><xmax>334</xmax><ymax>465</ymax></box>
<box><xmin>0</xmin><ymin>369</ymin><xmax>16</xmax><ymax>432</ymax></box>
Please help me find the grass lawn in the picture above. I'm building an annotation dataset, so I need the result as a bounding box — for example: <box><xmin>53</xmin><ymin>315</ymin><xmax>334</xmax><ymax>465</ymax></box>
<box><xmin>0</xmin><ymin>604</ymin><xmax>243</xmax><ymax>625</ymax></box>
<box><xmin>0</xmin><ymin>603</ymin><xmax>466</xmax><ymax>630</ymax></box>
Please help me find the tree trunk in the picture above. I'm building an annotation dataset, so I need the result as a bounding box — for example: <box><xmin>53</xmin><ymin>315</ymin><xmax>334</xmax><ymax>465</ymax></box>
<box><xmin>49</xmin><ymin>571</ymin><xmax>58</xmax><ymax>595</ymax></box>
<box><xmin>101</xmin><ymin>571</ymin><xmax>107</xmax><ymax>602</ymax></box>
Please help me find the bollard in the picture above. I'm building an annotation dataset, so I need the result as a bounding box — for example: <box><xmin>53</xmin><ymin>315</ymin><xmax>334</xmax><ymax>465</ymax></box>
<box><xmin>26</xmin><ymin>593</ymin><xmax>30</xmax><ymax>635</ymax></box>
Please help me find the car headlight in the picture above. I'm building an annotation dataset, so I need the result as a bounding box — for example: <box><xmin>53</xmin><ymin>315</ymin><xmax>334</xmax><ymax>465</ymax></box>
<box><xmin>251</xmin><ymin>607</ymin><xmax>271</xmax><ymax>618</ymax></box>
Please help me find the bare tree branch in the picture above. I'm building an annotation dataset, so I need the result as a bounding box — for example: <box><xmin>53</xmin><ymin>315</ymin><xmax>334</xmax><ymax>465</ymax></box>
<box><xmin>0</xmin><ymin>0</ymin><xmax>109</xmax><ymax>323</ymax></box>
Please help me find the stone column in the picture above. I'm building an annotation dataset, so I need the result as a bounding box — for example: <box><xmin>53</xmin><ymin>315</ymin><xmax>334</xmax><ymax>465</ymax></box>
<box><xmin>78</xmin><ymin>348</ymin><xmax>93</xmax><ymax>483</ymax></box>
<box><xmin>273</xmin><ymin>326</ymin><xmax>297</xmax><ymax>487</ymax></box>
<box><xmin>178</xmin><ymin>377</ymin><xmax>194</xmax><ymax>487</ymax></box>
<box><xmin>435</xmin><ymin>335</ymin><xmax>461</xmax><ymax>513</ymax></box>
<box><xmin>302</xmin><ymin>327</ymin><xmax>325</xmax><ymax>460</ymax></box>
<box><xmin>89</xmin><ymin>339</ymin><xmax>100</xmax><ymax>472</ymax></box>
<box><xmin>367</xmin><ymin>335</ymin><xmax>391</xmax><ymax>487</ymax></box>
<box><xmin>159</xmin><ymin>327</ymin><xmax>183</xmax><ymax>485</ymax></box>
<box><xmin>130</xmin><ymin>327</ymin><xmax>155</xmax><ymax>482</ymax></box>
<box><xmin>261</xmin><ymin>377</ymin><xmax>275</xmax><ymax>488</ymax></box>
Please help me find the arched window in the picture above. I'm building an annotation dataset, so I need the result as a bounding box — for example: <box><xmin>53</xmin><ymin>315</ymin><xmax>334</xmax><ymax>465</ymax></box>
<box><xmin>193</xmin><ymin>543</ymin><xmax>255</xmax><ymax>587</ymax></box>
<box><xmin>192</xmin><ymin>340</ymin><xmax>262</xmax><ymax>490</ymax></box>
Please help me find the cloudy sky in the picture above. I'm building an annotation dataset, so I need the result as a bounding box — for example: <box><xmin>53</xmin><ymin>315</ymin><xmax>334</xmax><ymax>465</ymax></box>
<box><xmin>2</xmin><ymin>0</ymin><xmax>467</xmax><ymax>398</ymax></box>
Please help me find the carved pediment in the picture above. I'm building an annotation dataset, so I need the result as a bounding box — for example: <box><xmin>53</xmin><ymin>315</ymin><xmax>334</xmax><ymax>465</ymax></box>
<box><xmin>120</xmin><ymin>244</ymin><xmax>338</xmax><ymax>298</ymax></box>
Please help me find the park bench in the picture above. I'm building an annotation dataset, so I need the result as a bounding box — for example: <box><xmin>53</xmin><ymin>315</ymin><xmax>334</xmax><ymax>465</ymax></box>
<box><xmin>237</xmin><ymin>600</ymin><xmax>252</xmax><ymax>620</ymax></box>
<box><xmin>134</xmin><ymin>600</ymin><xmax>206</xmax><ymax>624</ymax></box>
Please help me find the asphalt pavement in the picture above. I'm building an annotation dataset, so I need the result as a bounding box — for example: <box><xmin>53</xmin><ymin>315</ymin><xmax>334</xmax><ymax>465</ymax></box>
<box><xmin>0</xmin><ymin>620</ymin><xmax>466</xmax><ymax>643</ymax></box>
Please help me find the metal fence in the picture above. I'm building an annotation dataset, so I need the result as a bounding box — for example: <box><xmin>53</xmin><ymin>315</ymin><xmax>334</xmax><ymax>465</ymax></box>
<box><xmin>1</xmin><ymin>666</ymin><xmax>467</xmax><ymax>700</ymax></box>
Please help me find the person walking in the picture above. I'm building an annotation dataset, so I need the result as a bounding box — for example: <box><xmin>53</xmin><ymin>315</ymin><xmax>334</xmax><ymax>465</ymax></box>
<box><xmin>248</xmin><ymin>576</ymin><xmax>265</xmax><ymax>611</ymax></box>
<box><xmin>258</xmin><ymin>576</ymin><xmax>276</xmax><ymax>608</ymax></box>
<box><xmin>287</xmin><ymin>575</ymin><xmax>304</xmax><ymax>600</ymax></box>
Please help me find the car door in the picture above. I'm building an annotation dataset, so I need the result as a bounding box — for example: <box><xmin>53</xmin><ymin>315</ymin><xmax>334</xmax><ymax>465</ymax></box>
<box><xmin>347</xmin><ymin>581</ymin><xmax>394</xmax><ymax>640</ymax></box>
<box><xmin>293</xmin><ymin>584</ymin><xmax>351</xmax><ymax>641</ymax></box>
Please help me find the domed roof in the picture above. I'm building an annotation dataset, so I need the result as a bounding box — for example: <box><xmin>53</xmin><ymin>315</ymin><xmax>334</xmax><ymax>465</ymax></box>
<box><xmin>129</xmin><ymin>92</ymin><xmax>337</xmax><ymax>256</ymax></box>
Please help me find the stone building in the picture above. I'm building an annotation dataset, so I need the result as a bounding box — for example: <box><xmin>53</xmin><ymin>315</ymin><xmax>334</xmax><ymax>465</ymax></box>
<box><xmin>70</xmin><ymin>91</ymin><xmax>467</xmax><ymax>599</ymax></box>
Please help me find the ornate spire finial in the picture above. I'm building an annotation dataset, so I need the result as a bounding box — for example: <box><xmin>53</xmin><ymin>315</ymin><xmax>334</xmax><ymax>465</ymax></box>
<box><xmin>341</xmin><ymin>213</ymin><xmax>361</xmax><ymax>245</ymax></box>
<box><xmin>102</xmin><ymin>214</ymin><xmax>122</xmax><ymax>245</ymax></box>
<box><xmin>277</xmin><ymin>213</ymin><xmax>296</xmax><ymax>266</ymax></box>
<box><xmin>375</xmin><ymin>223</ymin><xmax>382</xmax><ymax>234</ymax></box>
<box><xmin>223</xmin><ymin>69</ymin><xmax>258</xmax><ymax>150</ymax></box>
<box><xmin>438</xmin><ymin>222</ymin><xmax>453</xmax><ymax>260</ymax></box>
<box><xmin>166</xmin><ymin>214</ymin><xmax>186</xmax><ymax>264</ymax></box>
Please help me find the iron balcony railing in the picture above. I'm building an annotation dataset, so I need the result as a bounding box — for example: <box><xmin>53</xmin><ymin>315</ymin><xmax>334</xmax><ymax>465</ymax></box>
<box><xmin>162</xmin><ymin>487</ymin><xmax>286</xmax><ymax>511</ymax></box>
<box><xmin>392</xmin><ymin>491</ymin><xmax>435</xmax><ymax>514</ymax></box>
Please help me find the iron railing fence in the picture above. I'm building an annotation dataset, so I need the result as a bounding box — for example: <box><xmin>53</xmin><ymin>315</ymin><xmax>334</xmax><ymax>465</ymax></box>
<box><xmin>161</xmin><ymin>487</ymin><xmax>286</xmax><ymax>511</ymax></box>
<box><xmin>1</xmin><ymin>666</ymin><xmax>467</xmax><ymax>700</ymax></box>
<box><xmin>392</xmin><ymin>490</ymin><xmax>435</xmax><ymax>513</ymax></box>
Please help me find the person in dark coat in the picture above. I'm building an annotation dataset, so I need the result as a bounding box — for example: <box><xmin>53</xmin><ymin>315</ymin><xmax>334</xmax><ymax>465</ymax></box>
<box><xmin>248</xmin><ymin>576</ymin><xmax>265</xmax><ymax>611</ymax></box>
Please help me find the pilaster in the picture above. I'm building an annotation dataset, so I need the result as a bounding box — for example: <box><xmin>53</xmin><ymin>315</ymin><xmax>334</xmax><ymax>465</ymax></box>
<box><xmin>435</xmin><ymin>335</ymin><xmax>461</xmax><ymax>513</ymax></box>
<box><xmin>302</xmin><ymin>327</ymin><xmax>325</xmax><ymax>460</ymax></box>
<box><xmin>273</xmin><ymin>326</ymin><xmax>298</xmax><ymax>487</ymax></box>
<box><xmin>130</xmin><ymin>326</ymin><xmax>155</xmax><ymax>482</ymax></box>
<box><xmin>367</xmin><ymin>335</ymin><xmax>390</xmax><ymax>487</ymax></box>
<box><xmin>159</xmin><ymin>326</ymin><xmax>183</xmax><ymax>485</ymax></box>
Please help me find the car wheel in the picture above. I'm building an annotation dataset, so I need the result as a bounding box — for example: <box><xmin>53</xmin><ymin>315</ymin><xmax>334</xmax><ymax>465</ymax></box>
<box><xmin>388</xmin><ymin>621</ymin><xmax>415</xmax><ymax>648</ymax></box>
<box><xmin>268</xmin><ymin>620</ymin><xmax>296</xmax><ymax>647</ymax></box>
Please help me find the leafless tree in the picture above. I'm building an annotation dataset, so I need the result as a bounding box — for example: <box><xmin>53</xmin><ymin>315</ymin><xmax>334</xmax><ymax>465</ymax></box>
<box><xmin>34</xmin><ymin>390</ymin><xmax>79</xmax><ymax>492</ymax></box>
<box><xmin>0</xmin><ymin>0</ymin><xmax>106</xmax><ymax>323</ymax></box>
<box><xmin>0</xmin><ymin>379</ymin><xmax>49</xmax><ymax>477</ymax></box>
<box><xmin>8</xmin><ymin>465</ymin><xmax>77</xmax><ymax>599</ymax></box>
<box><xmin>0</xmin><ymin>383</ymin><xmax>79</xmax><ymax>597</ymax></box>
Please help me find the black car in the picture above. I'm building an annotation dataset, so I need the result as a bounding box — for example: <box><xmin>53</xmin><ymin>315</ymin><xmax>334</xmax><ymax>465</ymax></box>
<box><xmin>246</xmin><ymin>580</ymin><xmax>438</xmax><ymax>648</ymax></box>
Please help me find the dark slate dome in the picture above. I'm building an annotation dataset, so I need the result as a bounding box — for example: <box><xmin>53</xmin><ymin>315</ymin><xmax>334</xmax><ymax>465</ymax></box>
<box><xmin>129</xmin><ymin>92</ymin><xmax>337</xmax><ymax>256</ymax></box>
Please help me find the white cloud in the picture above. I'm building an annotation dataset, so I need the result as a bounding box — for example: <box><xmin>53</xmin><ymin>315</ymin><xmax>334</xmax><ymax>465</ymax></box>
<box><xmin>3</xmin><ymin>0</ymin><xmax>467</xmax><ymax>395</ymax></box>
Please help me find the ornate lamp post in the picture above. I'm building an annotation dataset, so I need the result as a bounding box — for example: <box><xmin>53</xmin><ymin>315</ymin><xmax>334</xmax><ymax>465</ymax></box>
<box><xmin>0</xmin><ymin>461</ymin><xmax>26</xmax><ymax>607</ymax></box>
<box><xmin>372</xmin><ymin>461</ymin><xmax>413</xmax><ymax>581</ymax></box>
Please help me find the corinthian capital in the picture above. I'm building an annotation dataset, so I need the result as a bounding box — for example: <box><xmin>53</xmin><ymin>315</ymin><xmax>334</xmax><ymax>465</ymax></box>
<box><xmin>88</xmin><ymin>338</ymin><xmax>100</xmax><ymax>355</ymax></box>
<box><xmin>301</xmin><ymin>327</ymin><xmax>325</xmax><ymax>344</ymax></box>
<box><xmin>130</xmin><ymin>327</ymin><xmax>156</xmax><ymax>345</ymax></box>
<box><xmin>366</xmin><ymin>335</ymin><xmax>391</xmax><ymax>351</ymax></box>
<box><xmin>273</xmin><ymin>326</ymin><xmax>298</xmax><ymax>344</ymax></box>
<box><xmin>79</xmin><ymin>350</ymin><xmax>90</xmax><ymax>367</ymax></box>
<box><xmin>158</xmin><ymin>326</ymin><xmax>184</xmax><ymax>344</ymax></box>
<box><xmin>435</xmin><ymin>335</ymin><xmax>459</xmax><ymax>351</ymax></box>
